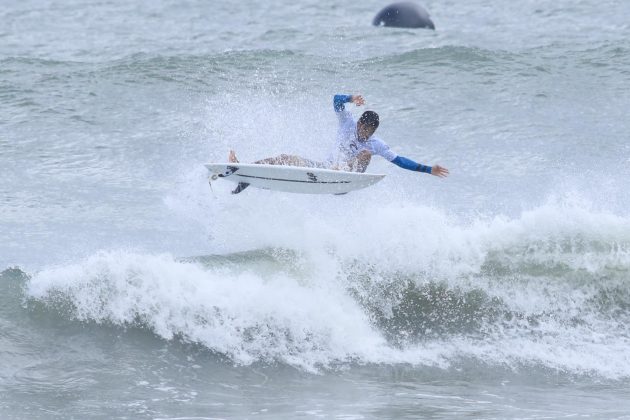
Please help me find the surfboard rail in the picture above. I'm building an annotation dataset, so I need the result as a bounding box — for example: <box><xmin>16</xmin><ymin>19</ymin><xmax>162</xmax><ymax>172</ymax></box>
<box><xmin>205</xmin><ymin>163</ymin><xmax>385</xmax><ymax>194</ymax></box>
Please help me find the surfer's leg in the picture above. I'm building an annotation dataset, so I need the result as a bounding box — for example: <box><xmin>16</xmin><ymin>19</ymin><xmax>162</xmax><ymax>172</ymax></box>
<box><xmin>355</xmin><ymin>151</ymin><xmax>372</xmax><ymax>173</ymax></box>
<box><xmin>253</xmin><ymin>157</ymin><xmax>280</xmax><ymax>165</ymax></box>
<box><xmin>228</xmin><ymin>150</ymin><xmax>239</xmax><ymax>163</ymax></box>
<box><xmin>254</xmin><ymin>154</ymin><xmax>314</xmax><ymax>167</ymax></box>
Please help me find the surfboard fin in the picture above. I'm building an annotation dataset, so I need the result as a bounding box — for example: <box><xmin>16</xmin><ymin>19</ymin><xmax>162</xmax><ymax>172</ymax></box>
<box><xmin>231</xmin><ymin>182</ymin><xmax>250</xmax><ymax>194</ymax></box>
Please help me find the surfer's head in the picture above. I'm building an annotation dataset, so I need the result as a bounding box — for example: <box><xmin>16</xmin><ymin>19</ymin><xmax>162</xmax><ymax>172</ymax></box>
<box><xmin>357</xmin><ymin>111</ymin><xmax>379</xmax><ymax>141</ymax></box>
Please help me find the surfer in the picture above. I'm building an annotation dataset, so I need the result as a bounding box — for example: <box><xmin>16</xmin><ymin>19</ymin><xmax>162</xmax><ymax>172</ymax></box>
<box><xmin>327</xmin><ymin>94</ymin><xmax>448</xmax><ymax>176</ymax></box>
<box><xmin>228</xmin><ymin>93</ymin><xmax>448</xmax><ymax>193</ymax></box>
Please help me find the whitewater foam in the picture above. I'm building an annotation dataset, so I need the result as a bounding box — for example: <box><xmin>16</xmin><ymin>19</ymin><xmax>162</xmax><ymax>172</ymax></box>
<box><xmin>24</xmin><ymin>198</ymin><xmax>630</xmax><ymax>376</ymax></box>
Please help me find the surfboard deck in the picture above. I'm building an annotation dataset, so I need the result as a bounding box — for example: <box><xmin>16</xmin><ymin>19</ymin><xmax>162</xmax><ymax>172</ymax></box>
<box><xmin>205</xmin><ymin>163</ymin><xmax>385</xmax><ymax>194</ymax></box>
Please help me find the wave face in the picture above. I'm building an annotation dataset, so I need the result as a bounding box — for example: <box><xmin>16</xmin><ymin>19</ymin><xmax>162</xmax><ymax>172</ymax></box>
<box><xmin>15</xmin><ymin>199</ymin><xmax>630</xmax><ymax>377</ymax></box>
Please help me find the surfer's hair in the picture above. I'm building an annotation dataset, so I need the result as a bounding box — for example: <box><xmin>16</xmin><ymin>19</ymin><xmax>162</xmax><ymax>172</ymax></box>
<box><xmin>359</xmin><ymin>111</ymin><xmax>379</xmax><ymax>129</ymax></box>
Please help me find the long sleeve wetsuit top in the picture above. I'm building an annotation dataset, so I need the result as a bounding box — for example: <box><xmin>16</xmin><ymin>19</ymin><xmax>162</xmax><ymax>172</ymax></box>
<box><xmin>327</xmin><ymin>94</ymin><xmax>432</xmax><ymax>174</ymax></box>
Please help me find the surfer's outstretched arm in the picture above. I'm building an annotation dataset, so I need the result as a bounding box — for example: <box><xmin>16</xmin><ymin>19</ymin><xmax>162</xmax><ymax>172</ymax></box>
<box><xmin>333</xmin><ymin>94</ymin><xmax>364</xmax><ymax>114</ymax></box>
<box><xmin>368</xmin><ymin>141</ymin><xmax>449</xmax><ymax>178</ymax></box>
<box><xmin>390</xmin><ymin>155</ymin><xmax>449</xmax><ymax>178</ymax></box>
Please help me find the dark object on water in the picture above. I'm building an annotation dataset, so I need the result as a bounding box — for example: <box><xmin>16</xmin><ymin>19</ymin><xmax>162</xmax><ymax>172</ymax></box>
<box><xmin>372</xmin><ymin>2</ymin><xmax>435</xmax><ymax>30</ymax></box>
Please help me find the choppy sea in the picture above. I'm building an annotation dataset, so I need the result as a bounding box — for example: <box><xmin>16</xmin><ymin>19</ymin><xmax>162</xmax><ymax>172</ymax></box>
<box><xmin>2</xmin><ymin>0</ymin><xmax>630</xmax><ymax>418</ymax></box>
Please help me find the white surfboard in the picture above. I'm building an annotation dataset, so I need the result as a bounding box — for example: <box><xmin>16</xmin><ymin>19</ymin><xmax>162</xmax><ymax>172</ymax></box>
<box><xmin>205</xmin><ymin>163</ymin><xmax>385</xmax><ymax>194</ymax></box>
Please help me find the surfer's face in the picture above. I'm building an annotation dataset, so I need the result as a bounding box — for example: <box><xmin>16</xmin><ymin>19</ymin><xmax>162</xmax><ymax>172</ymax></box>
<box><xmin>357</xmin><ymin>122</ymin><xmax>377</xmax><ymax>141</ymax></box>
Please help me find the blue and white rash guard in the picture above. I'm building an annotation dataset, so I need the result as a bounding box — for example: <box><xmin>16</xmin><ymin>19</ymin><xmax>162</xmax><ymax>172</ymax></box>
<box><xmin>327</xmin><ymin>94</ymin><xmax>432</xmax><ymax>174</ymax></box>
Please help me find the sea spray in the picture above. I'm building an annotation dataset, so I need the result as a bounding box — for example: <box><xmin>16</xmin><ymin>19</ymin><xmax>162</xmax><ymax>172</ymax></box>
<box><xmin>23</xmin><ymin>199</ymin><xmax>630</xmax><ymax>377</ymax></box>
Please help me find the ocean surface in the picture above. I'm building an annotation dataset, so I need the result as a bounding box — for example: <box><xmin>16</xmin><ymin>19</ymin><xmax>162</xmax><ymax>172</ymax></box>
<box><xmin>2</xmin><ymin>0</ymin><xmax>630</xmax><ymax>418</ymax></box>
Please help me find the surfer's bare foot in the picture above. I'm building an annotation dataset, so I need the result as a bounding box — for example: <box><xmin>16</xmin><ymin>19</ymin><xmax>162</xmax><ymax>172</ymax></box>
<box><xmin>228</xmin><ymin>150</ymin><xmax>239</xmax><ymax>163</ymax></box>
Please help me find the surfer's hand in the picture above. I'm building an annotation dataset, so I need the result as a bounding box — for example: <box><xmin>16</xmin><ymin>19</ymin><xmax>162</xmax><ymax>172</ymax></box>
<box><xmin>431</xmin><ymin>165</ymin><xmax>449</xmax><ymax>178</ymax></box>
<box><xmin>351</xmin><ymin>95</ymin><xmax>365</xmax><ymax>106</ymax></box>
